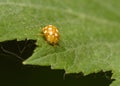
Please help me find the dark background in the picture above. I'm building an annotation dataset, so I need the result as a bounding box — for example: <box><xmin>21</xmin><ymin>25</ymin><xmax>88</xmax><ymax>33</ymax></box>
<box><xmin>0</xmin><ymin>40</ymin><xmax>114</xmax><ymax>86</ymax></box>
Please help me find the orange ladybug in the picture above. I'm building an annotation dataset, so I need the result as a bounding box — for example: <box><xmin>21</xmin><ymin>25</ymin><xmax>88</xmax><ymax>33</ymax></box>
<box><xmin>42</xmin><ymin>25</ymin><xmax>59</xmax><ymax>45</ymax></box>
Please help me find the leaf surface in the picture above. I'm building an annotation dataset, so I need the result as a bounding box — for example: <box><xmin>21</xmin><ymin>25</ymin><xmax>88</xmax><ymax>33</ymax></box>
<box><xmin>0</xmin><ymin>0</ymin><xmax>120</xmax><ymax>86</ymax></box>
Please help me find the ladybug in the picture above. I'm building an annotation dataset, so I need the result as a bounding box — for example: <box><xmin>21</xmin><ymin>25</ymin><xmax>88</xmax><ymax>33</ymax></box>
<box><xmin>42</xmin><ymin>25</ymin><xmax>59</xmax><ymax>45</ymax></box>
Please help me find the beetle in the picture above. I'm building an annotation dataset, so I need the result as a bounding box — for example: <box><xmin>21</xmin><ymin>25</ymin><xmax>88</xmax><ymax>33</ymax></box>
<box><xmin>42</xmin><ymin>25</ymin><xmax>59</xmax><ymax>45</ymax></box>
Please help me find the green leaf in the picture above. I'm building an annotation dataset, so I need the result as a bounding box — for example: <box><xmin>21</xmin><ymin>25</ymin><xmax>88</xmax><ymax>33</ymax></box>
<box><xmin>0</xmin><ymin>0</ymin><xmax>120</xmax><ymax>86</ymax></box>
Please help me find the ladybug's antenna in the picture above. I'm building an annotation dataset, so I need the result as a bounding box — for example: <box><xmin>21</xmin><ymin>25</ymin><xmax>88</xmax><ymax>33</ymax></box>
<box><xmin>1</xmin><ymin>46</ymin><xmax>24</xmax><ymax>61</ymax></box>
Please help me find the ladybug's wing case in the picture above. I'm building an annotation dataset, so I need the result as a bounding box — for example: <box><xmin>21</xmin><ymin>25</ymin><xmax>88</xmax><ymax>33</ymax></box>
<box><xmin>42</xmin><ymin>25</ymin><xmax>59</xmax><ymax>45</ymax></box>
